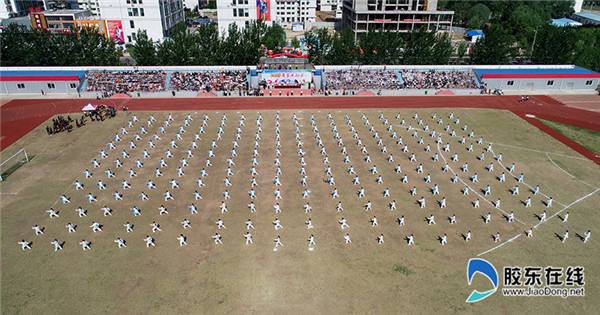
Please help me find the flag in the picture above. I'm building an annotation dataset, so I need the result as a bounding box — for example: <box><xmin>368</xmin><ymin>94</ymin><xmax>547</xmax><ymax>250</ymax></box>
<box><xmin>359</xmin><ymin>47</ymin><xmax>364</xmax><ymax>54</ymax></box>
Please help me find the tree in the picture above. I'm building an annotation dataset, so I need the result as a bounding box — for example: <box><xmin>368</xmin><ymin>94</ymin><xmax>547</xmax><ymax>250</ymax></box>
<box><xmin>219</xmin><ymin>23</ymin><xmax>243</xmax><ymax>65</ymax></box>
<box><xmin>466</xmin><ymin>3</ymin><xmax>491</xmax><ymax>29</ymax></box>
<box><xmin>0</xmin><ymin>24</ymin><xmax>36</xmax><ymax>66</ymax></box>
<box><xmin>77</xmin><ymin>27</ymin><xmax>121</xmax><ymax>65</ymax></box>
<box><xmin>130</xmin><ymin>30</ymin><xmax>158</xmax><ymax>66</ymax></box>
<box><xmin>304</xmin><ymin>28</ymin><xmax>332</xmax><ymax>65</ymax></box>
<box><xmin>509</xmin><ymin>4</ymin><xmax>548</xmax><ymax>49</ymax></box>
<box><xmin>470</xmin><ymin>24</ymin><xmax>514</xmax><ymax>65</ymax></box>
<box><xmin>447</xmin><ymin>1</ymin><xmax>473</xmax><ymax>25</ymax></box>
<box><xmin>358</xmin><ymin>28</ymin><xmax>402</xmax><ymax>65</ymax></box>
<box><xmin>156</xmin><ymin>23</ymin><xmax>198</xmax><ymax>65</ymax></box>
<box><xmin>203</xmin><ymin>0</ymin><xmax>216</xmax><ymax>9</ymax></box>
<box><xmin>194</xmin><ymin>23</ymin><xmax>221</xmax><ymax>65</ymax></box>
<box><xmin>263</xmin><ymin>23</ymin><xmax>286</xmax><ymax>52</ymax></box>
<box><xmin>456</xmin><ymin>41</ymin><xmax>468</xmax><ymax>64</ymax></box>
<box><xmin>403</xmin><ymin>27</ymin><xmax>437</xmax><ymax>64</ymax></box>
<box><xmin>326</xmin><ymin>28</ymin><xmax>357</xmax><ymax>65</ymax></box>
<box><xmin>531</xmin><ymin>25</ymin><xmax>574</xmax><ymax>65</ymax></box>
<box><xmin>291</xmin><ymin>37</ymin><xmax>300</xmax><ymax>49</ymax></box>
<box><xmin>431</xmin><ymin>33</ymin><xmax>453</xmax><ymax>65</ymax></box>
<box><xmin>546</xmin><ymin>0</ymin><xmax>576</xmax><ymax>18</ymax></box>
<box><xmin>572</xmin><ymin>27</ymin><xmax>600</xmax><ymax>72</ymax></box>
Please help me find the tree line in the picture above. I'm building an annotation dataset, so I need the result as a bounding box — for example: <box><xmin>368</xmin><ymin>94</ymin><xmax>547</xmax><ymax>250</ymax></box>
<box><xmin>130</xmin><ymin>22</ymin><xmax>286</xmax><ymax>66</ymax></box>
<box><xmin>1</xmin><ymin>15</ymin><xmax>599</xmax><ymax>72</ymax></box>
<box><xmin>0</xmin><ymin>24</ymin><xmax>120</xmax><ymax>66</ymax></box>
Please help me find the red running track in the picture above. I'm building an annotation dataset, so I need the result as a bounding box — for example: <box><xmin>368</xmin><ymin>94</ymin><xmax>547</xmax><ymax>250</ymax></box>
<box><xmin>1</xmin><ymin>95</ymin><xmax>599</xmax><ymax>164</ymax></box>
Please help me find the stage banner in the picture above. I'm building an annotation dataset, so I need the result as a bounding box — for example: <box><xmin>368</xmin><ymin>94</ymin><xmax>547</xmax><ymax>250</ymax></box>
<box><xmin>261</xmin><ymin>70</ymin><xmax>312</xmax><ymax>85</ymax></box>
<box><xmin>106</xmin><ymin>20</ymin><xmax>125</xmax><ymax>43</ymax></box>
<box><xmin>256</xmin><ymin>0</ymin><xmax>271</xmax><ymax>21</ymax></box>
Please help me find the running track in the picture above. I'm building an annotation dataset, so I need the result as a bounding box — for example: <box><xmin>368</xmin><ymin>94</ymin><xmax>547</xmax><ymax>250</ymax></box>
<box><xmin>1</xmin><ymin>95</ymin><xmax>599</xmax><ymax>164</ymax></box>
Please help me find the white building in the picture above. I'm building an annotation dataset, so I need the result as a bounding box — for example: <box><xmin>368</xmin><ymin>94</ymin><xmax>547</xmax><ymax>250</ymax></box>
<box><xmin>217</xmin><ymin>0</ymin><xmax>258</xmax><ymax>36</ymax></box>
<box><xmin>182</xmin><ymin>0</ymin><xmax>197</xmax><ymax>10</ymax></box>
<box><xmin>77</xmin><ymin>0</ymin><xmax>101</xmax><ymax>16</ymax></box>
<box><xmin>273</xmin><ymin>0</ymin><xmax>316</xmax><ymax>29</ymax></box>
<box><xmin>318</xmin><ymin>0</ymin><xmax>338</xmax><ymax>11</ymax></box>
<box><xmin>217</xmin><ymin>0</ymin><xmax>315</xmax><ymax>37</ymax></box>
<box><xmin>98</xmin><ymin>0</ymin><xmax>184</xmax><ymax>43</ymax></box>
<box><xmin>342</xmin><ymin>0</ymin><xmax>454</xmax><ymax>40</ymax></box>
<box><xmin>1</xmin><ymin>0</ymin><xmax>47</xmax><ymax>19</ymax></box>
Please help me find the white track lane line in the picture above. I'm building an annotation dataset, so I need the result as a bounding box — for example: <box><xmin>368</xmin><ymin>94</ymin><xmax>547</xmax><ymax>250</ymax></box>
<box><xmin>478</xmin><ymin>187</ymin><xmax>599</xmax><ymax>257</ymax></box>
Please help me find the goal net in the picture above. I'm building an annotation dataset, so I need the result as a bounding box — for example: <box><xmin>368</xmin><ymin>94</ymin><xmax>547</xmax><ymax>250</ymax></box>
<box><xmin>0</xmin><ymin>148</ymin><xmax>29</xmax><ymax>181</ymax></box>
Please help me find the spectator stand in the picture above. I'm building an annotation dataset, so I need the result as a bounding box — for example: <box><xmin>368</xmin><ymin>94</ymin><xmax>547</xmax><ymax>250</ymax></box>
<box><xmin>321</xmin><ymin>65</ymin><xmax>482</xmax><ymax>96</ymax></box>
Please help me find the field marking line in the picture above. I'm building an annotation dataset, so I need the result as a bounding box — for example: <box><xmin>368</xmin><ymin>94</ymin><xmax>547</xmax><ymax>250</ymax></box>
<box><xmin>483</xmin><ymin>141</ymin><xmax>590</xmax><ymax>161</ymax></box>
<box><xmin>477</xmin><ymin>187</ymin><xmax>599</xmax><ymax>257</ymax></box>
<box><xmin>535</xmin><ymin>187</ymin><xmax>599</xmax><ymax>228</ymax></box>
<box><xmin>395</xmin><ymin>116</ymin><xmax>546</xmax><ymax>226</ymax></box>
<box><xmin>491</xmin><ymin>148</ymin><xmax>567</xmax><ymax>208</ymax></box>
<box><xmin>393</xmin><ymin>122</ymin><xmax>590</xmax><ymax>161</ymax></box>
<box><xmin>459</xmin><ymin>108</ymin><xmax>587</xmax><ymax>207</ymax></box>
<box><xmin>545</xmin><ymin>152</ymin><xmax>598</xmax><ymax>189</ymax></box>
<box><xmin>436</xmin><ymin>142</ymin><xmax>527</xmax><ymax>225</ymax></box>
<box><xmin>477</xmin><ymin>234</ymin><xmax>522</xmax><ymax>257</ymax></box>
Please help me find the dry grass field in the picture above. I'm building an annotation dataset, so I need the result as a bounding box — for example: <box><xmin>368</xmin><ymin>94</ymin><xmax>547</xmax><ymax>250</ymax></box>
<box><xmin>1</xmin><ymin>106</ymin><xmax>599</xmax><ymax>314</ymax></box>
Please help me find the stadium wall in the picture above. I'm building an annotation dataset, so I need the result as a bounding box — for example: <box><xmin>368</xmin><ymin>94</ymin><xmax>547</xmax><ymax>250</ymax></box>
<box><xmin>1</xmin><ymin>65</ymin><xmax>598</xmax><ymax>95</ymax></box>
<box><xmin>482</xmin><ymin>77</ymin><xmax>599</xmax><ymax>91</ymax></box>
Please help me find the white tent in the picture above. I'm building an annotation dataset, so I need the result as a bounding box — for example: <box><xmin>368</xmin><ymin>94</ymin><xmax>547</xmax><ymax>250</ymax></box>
<box><xmin>82</xmin><ymin>104</ymin><xmax>97</xmax><ymax>111</ymax></box>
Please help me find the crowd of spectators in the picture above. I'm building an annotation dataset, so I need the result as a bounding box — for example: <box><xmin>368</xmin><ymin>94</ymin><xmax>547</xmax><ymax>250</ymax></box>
<box><xmin>325</xmin><ymin>69</ymin><xmax>479</xmax><ymax>90</ymax></box>
<box><xmin>399</xmin><ymin>70</ymin><xmax>478</xmax><ymax>89</ymax></box>
<box><xmin>326</xmin><ymin>69</ymin><xmax>403</xmax><ymax>90</ymax></box>
<box><xmin>169</xmin><ymin>71</ymin><xmax>247</xmax><ymax>92</ymax></box>
<box><xmin>85</xmin><ymin>70</ymin><xmax>167</xmax><ymax>97</ymax></box>
<box><xmin>46</xmin><ymin>115</ymin><xmax>74</xmax><ymax>135</ymax></box>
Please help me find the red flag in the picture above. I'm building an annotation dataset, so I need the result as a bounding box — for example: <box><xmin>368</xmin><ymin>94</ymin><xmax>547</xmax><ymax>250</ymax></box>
<box><xmin>359</xmin><ymin>47</ymin><xmax>364</xmax><ymax>54</ymax></box>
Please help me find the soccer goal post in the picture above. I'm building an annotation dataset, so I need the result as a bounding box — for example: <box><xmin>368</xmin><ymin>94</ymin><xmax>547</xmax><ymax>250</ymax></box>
<box><xmin>0</xmin><ymin>148</ymin><xmax>29</xmax><ymax>181</ymax></box>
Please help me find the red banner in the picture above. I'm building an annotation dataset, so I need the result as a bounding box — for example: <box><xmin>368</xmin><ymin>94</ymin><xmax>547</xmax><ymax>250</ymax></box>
<box><xmin>256</xmin><ymin>0</ymin><xmax>270</xmax><ymax>21</ymax></box>
<box><xmin>106</xmin><ymin>20</ymin><xmax>124</xmax><ymax>42</ymax></box>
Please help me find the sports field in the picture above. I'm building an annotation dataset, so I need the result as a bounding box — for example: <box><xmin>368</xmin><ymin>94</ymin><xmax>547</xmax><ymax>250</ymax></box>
<box><xmin>1</xmin><ymin>98</ymin><xmax>599</xmax><ymax>314</ymax></box>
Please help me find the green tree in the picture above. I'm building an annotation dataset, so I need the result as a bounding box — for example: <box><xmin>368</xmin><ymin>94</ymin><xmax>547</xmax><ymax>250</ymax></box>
<box><xmin>572</xmin><ymin>27</ymin><xmax>600</xmax><ymax>72</ymax></box>
<box><xmin>431</xmin><ymin>33</ymin><xmax>453</xmax><ymax>64</ymax></box>
<box><xmin>465</xmin><ymin>3</ymin><xmax>491</xmax><ymax>29</ymax></box>
<box><xmin>76</xmin><ymin>27</ymin><xmax>120</xmax><ymax>65</ymax></box>
<box><xmin>326</xmin><ymin>28</ymin><xmax>357</xmax><ymax>65</ymax></box>
<box><xmin>470</xmin><ymin>24</ymin><xmax>514</xmax><ymax>65</ymax></box>
<box><xmin>219</xmin><ymin>23</ymin><xmax>244</xmax><ymax>65</ymax></box>
<box><xmin>263</xmin><ymin>23</ymin><xmax>286</xmax><ymax>52</ymax></box>
<box><xmin>203</xmin><ymin>0</ymin><xmax>216</xmax><ymax>9</ymax></box>
<box><xmin>1</xmin><ymin>24</ymin><xmax>119</xmax><ymax>66</ymax></box>
<box><xmin>546</xmin><ymin>0</ymin><xmax>576</xmax><ymax>18</ymax></box>
<box><xmin>402</xmin><ymin>27</ymin><xmax>437</xmax><ymax>64</ymax></box>
<box><xmin>130</xmin><ymin>30</ymin><xmax>158</xmax><ymax>66</ymax></box>
<box><xmin>447</xmin><ymin>1</ymin><xmax>473</xmax><ymax>25</ymax></box>
<box><xmin>194</xmin><ymin>23</ymin><xmax>221</xmax><ymax>65</ymax></box>
<box><xmin>156</xmin><ymin>23</ymin><xmax>198</xmax><ymax>65</ymax></box>
<box><xmin>531</xmin><ymin>25</ymin><xmax>574</xmax><ymax>65</ymax></box>
<box><xmin>51</xmin><ymin>31</ymin><xmax>84</xmax><ymax>66</ymax></box>
<box><xmin>358</xmin><ymin>28</ymin><xmax>402</xmax><ymax>65</ymax></box>
<box><xmin>304</xmin><ymin>28</ymin><xmax>333</xmax><ymax>64</ymax></box>
<box><xmin>509</xmin><ymin>4</ymin><xmax>548</xmax><ymax>49</ymax></box>
<box><xmin>291</xmin><ymin>37</ymin><xmax>300</xmax><ymax>49</ymax></box>
<box><xmin>456</xmin><ymin>41</ymin><xmax>468</xmax><ymax>64</ymax></box>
